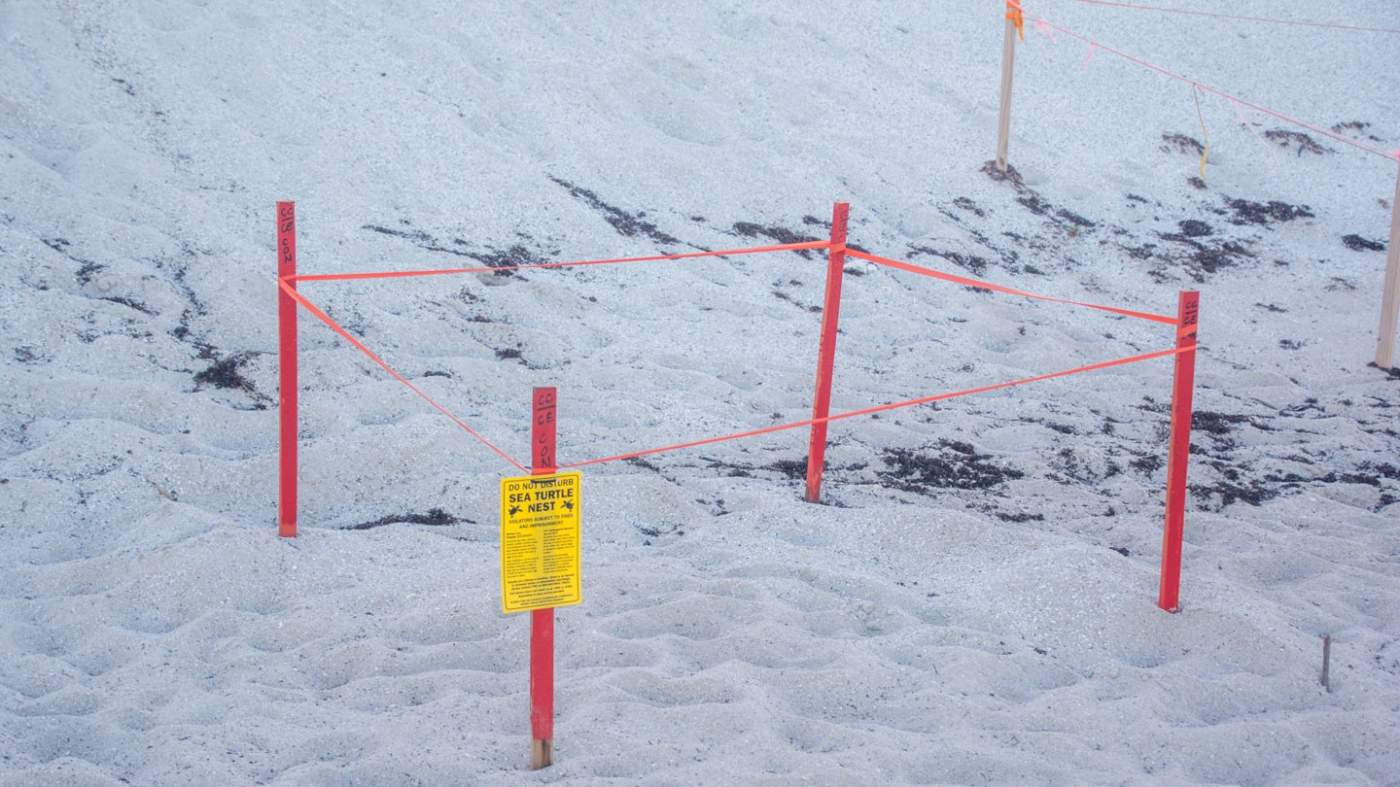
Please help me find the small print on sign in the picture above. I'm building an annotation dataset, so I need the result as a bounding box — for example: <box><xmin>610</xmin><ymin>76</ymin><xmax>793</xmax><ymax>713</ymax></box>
<box><xmin>499</xmin><ymin>471</ymin><xmax>582</xmax><ymax>615</ymax></box>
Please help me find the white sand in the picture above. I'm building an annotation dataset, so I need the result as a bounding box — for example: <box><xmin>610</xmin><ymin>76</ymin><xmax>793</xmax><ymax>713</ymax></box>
<box><xmin>2</xmin><ymin>1</ymin><xmax>1398</xmax><ymax>784</ymax></box>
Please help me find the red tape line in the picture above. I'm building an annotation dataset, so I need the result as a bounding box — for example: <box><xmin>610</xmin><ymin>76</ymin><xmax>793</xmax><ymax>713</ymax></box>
<box><xmin>845</xmin><ymin>248</ymin><xmax>1178</xmax><ymax>325</ymax></box>
<box><xmin>562</xmin><ymin>345</ymin><xmax>1187</xmax><ymax>468</ymax></box>
<box><xmin>278</xmin><ymin>279</ymin><xmax>529</xmax><ymax>473</ymax></box>
<box><xmin>289</xmin><ymin>240</ymin><xmax>831</xmax><ymax>283</ymax></box>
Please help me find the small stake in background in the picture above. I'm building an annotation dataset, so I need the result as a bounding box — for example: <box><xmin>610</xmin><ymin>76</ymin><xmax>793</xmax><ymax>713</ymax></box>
<box><xmin>1191</xmin><ymin>84</ymin><xmax>1210</xmax><ymax>182</ymax></box>
<box><xmin>1375</xmin><ymin>164</ymin><xmax>1400</xmax><ymax>370</ymax></box>
<box><xmin>995</xmin><ymin>1</ymin><xmax>1021</xmax><ymax>174</ymax></box>
<box><xmin>1321</xmin><ymin>634</ymin><xmax>1332</xmax><ymax>693</ymax></box>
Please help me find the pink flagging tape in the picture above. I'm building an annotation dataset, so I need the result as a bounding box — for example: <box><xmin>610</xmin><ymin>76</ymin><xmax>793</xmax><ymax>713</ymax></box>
<box><xmin>289</xmin><ymin>240</ymin><xmax>832</xmax><ymax>284</ymax></box>
<box><xmin>1075</xmin><ymin>0</ymin><xmax>1400</xmax><ymax>36</ymax></box>
<box><xmin>845</xmin><ymin>248</ymin><xmax>1178</xmax><ymax>325</ymax></box>
<box><xmin>562</xmin><ymin>345</ymin><xmax>1186</xmax><ymax>469</ymax></box>
<box><xmin>277</xmin><ymin>278</ymin><xmax>529</xmax><ymax>473</ymax></box>
<box><xmin>1035</xmin><ymin>17</ymin><xmax>1397</xmax><ymax>162</ymax></box>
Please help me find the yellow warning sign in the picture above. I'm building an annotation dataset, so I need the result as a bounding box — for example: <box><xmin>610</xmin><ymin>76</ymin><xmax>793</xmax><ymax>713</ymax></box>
<box><xmin>499</xmin><ymin>471</ymin><xmax>582</xmax><ymax>615</ymax></box>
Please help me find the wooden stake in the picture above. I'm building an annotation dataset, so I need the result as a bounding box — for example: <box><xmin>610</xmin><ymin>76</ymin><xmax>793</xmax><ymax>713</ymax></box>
<box><xmin>530</xmin><ymin>739</ymin><xmax>552</xmax><ymax>771</ymax></box>
<box><xmin>1321</xmin><ymin>634</ymin><xmax>1332</xmax><ymax>692</ymax></box>
<box><xmin>277</xmin><ymin>201</ymin><xmax>298</xmax><ymax>538</ymax></box>
<box><xmin>1157</xmin><ymin>291</ymin><xmax>1199</xmax><ymax>613</ymax></box>
<box><xmin>804</xmin><ymin>202</ymin><xmax>850</xmax><ymax>503</ymax></box>
<box><xmin>995</xmin><ymin>10</ymin><xmax>1018</xmax><ymax>175</ymax></box>
<box><xmin>1374</xmin><ymin>166</ymin><xmax>1400</xmax><ymax>370</ymax></box>
<box><xmin>529</xmin><ymin>387</ymin><xmax>557</xmax><ymax>769</ymax></box>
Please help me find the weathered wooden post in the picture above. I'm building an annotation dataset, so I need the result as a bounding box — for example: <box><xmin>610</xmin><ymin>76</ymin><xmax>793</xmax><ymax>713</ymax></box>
<box><xmin>1374</xmin><ymin>164</ymin><xmax>1400</xmax><ymax>370</ymax></box>
<box><xmin>996</xmin><ymin>1</ymin><xmax>1024</xmax><ymax>174</ymax></box>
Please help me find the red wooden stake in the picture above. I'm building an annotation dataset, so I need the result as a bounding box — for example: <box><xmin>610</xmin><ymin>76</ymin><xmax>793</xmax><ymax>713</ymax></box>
<box><xmin>529</xmin><ymin>387</ymin><xmax>557</xmax><ymax>769</ymax></box>
<box><xmin>277</xmin><ymin>201</ymin><xmax>298</xmax><ymax>538</ymax></box>
<box><xmin>1158</xmin><ymin>290</ymin><xmax>1199</xmax><ymax>612</ymax></box>
<box><xmin>805</xmin><ymin>202</ymin><xmax>851</xmax><ymax>503</ymax></box>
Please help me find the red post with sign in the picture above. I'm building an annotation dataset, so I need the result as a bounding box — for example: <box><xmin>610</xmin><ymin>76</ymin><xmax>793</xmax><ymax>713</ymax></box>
<box><xmin>529</xmin><ymin>387</ymin><xmax>557</xmax><ymax>769</ymax></box>
<box><xmin>1158</xmin><ymin>290</ymin><xmax>1199</xmax><ymax>612</ymax></box>
<box><xmin>277</xmin><ymin>201</ymin><xmax>298</xmax><ymax>538</ymax></box>
<box><xmin>805</xmin><ymin>202</ymin><xmax>851</xmax><ymax>503</ymax></box>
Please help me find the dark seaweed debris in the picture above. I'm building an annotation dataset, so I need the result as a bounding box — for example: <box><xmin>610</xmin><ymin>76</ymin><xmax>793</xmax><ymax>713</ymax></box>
<box><xmin>953</xmin><ymin>197</ymin><xmax>986</xmax><ymax>217</ymax></box>
<box><xmin>194</xmin><ymin>352</ymin><xmax>255</xmax><ymax>391</ymax></box>
<box><xmin>1177</xmin><ymin>220</ymin><xmax>1212</xmax><ymax>238</ymax></box>
<box><xmin>908</xmin><ymin>246</ymin><xmax>990</xmax><ymax>276</ymax></box>
<box><xmin>494</xmin><ymin>347</ymin><xmax>526</xmax><ymax>363</ymax></box>
<box><xmin>1263</xmin><ymin>129</ymin><xmax>1331</xmax><ymax>156</ymax></box>
<box><xmin>1331</xmin><ymin>121</ymin><xmax>1386</xmax><ymax>145</ymax></box>
<box><xmin>550</xmin><ymin>176</ymin><xmax>681</xmax><ymax>245</ymax></box>
<box><xmin>465</xmin><ymin>244</ymin><xmax>544</xmax><ymax>277</ymax></box>
<box><xmin>362</xmin><ymin>222</ymin><xmax>474</xmax><ymax>258</ymax></box>
<box><xmin>101</xmin><ymin>296</ymin><xmax>157</xmax><ymax>315</ymax></box>
<box><xmin>43</xmin><ymin>237</ymin><xmax>106</xmax><ymax>284</ymax></box>
<box><xmin>879</xmin><ymin>440</ymin><xmax>1023</xmax><ymax>492</ymax></box>
<box><xmin>1342</xmin><ymin>234</ymin><xmax>1385</xmax><ymax>252</ymax></box>
<box><xmin>1225</xmin><ymin>198</ymin><xmax>1313</xmax><ymax>227</ymax></box>
<box><xmin>1191</xmin><ymin>411</ymin><xmax>1251</xmax><ymax>436</ymax></box>
<box><xmin>979</xmin><ymin>161</ymin><xmax>1095</xmax><ymax>230</ymax></box>
<box><xmin>732</xmin><ymin>222</ymin><xmax>823</xmax><ymax>259</ymax></box>
<box><xmin>1161</xmin><ymin>133</ymin><xmax>1205</xmax><ymax>155</ymax></box>
<box><xmin>768</xmin><ymin>458</ymin><xmax>808</xmax><ymax>480</ymax></box>
<box><xmin>345</xmin><ymin>508</ymin><xmax>464</xmax><ymax>530</ymax></box>
<box><xmin>1153</xmin><ymin>229</ymin><xmax>1256</xmax><ymax>279</ymax></box>
<box><xmin>362</xmin><ymin>221</ymin><xmax>553</xmax><ymax>277</ymax></box>
<box><xmin>995</xmin><ymin>511</ymin><xmax>1044</xmax><ymax>523</ymax></box>
<box><xmin>190</xmin><ymin>344</ymin><xmax>272</xmax><ymax>409</ymax></box>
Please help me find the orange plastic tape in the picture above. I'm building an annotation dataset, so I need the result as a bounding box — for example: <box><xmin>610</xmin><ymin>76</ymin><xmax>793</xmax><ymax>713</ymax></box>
<box><xmin>845</xmin><ymin>248</ymin><xmax>1178</xmax><ymax>325</ymax></box>
<box><xmin>277</xmin><ymin>279</ymin><xmax>528</xmax><ymax>473</ymax></box>
<box><xmin>289</xmin><ymin>240</ymin><xmax>832</xmax><ymax>284</ymax></box>
<box><xmin>1007</xmin><ymin>0</ymin><xmax>1026</xmax><ymax>39</ymax></box>
<box><xmin>563</xmin><ymin>345</ymin><xmax>1185</xmax><ymax>468</ymax></box>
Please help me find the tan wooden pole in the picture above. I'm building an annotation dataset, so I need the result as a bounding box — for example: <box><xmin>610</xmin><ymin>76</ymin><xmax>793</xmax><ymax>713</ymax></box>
<box><xmin>1376</xmin><ymin>164</ymin><xmax>1400</xmax><ymax>370</ymax></box>
<box><xmin>995</xmin><ymin>12</ymin><xmax>1018</xmax><ymax>175</ymax></box>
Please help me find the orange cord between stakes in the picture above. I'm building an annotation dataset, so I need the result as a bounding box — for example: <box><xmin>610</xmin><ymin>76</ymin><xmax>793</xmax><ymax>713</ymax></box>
<box><xmin>845</xmin><ymin>248</ymin><xmax>1178</xmax><ymax>324</ymax></box>
<box><xmin>1032</xmin><ymin>15</ymin><xmax>1398</xmax><ymax>163</ymax></box>
<box><xmin>563</xmin><ymin>345</ymin><xmax>1187</xmax><ymax>468</ymax></box>
<box><xmin>286</xmin><ymin>242</ymin><xmax>1188</xmax><ymax>472</ymax></box>
<box><xmin>288</xmin><ymin>240</ymin><xmax>831</xmax><ymax>283</ymax></box>
<box><xmin>279</xmin><ymin>279</ymin><xmax>529</xmax><ymax>473</ymax></box>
